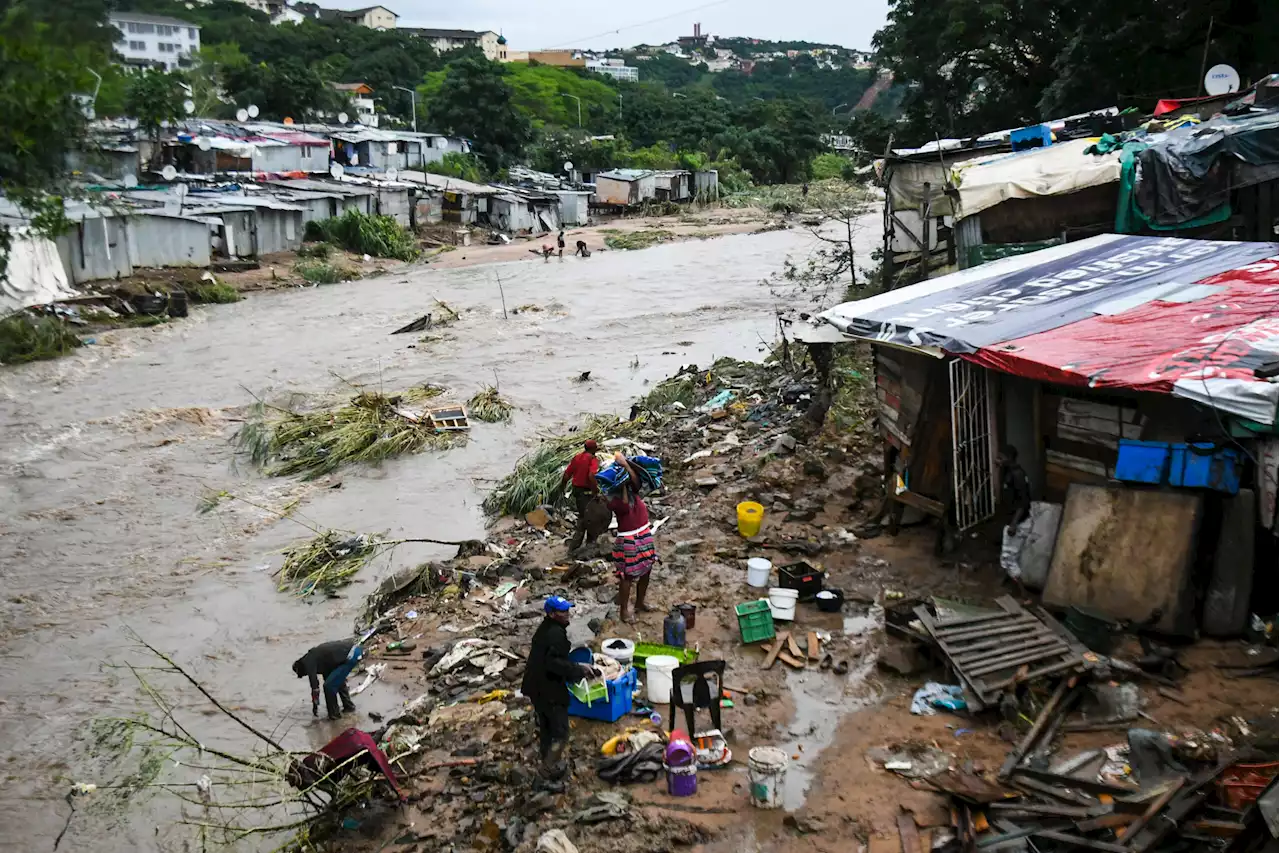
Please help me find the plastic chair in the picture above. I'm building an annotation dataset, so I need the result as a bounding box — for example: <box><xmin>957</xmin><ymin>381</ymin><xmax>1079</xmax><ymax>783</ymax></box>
<box><xmin>668</xmin><ymin>660</ymin><xmax>725</xmax><ymax>734</ymax></box>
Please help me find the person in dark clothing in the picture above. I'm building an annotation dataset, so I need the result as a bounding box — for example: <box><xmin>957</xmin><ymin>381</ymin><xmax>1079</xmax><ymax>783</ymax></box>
<box><xmin>293</xmin><ymin>640</ymin><xmax>364</xmax><ymax>720</ymax></box>
<box><xmin>562</xmin><ymin>439</ymin><xmax>600</xmax><ymax>554</ymax></box>
<box><xmin>574</xmin><ymin>239</ymin><xmax>590</xmax><ymax>257</ymax></box>
<box><xmin>521</xmin><ymin>596</ymin><xmax>596</xmax><ymax>779</ymax></box>
<box><xmin>997</xmin><ymin>445</ymin><xmax>1032</xmax><ymax>595</ymax></box>
<box><xmin>556</xmin><ymin>230</ymin><xmax>566</xmax><ymax>259</ymax></box>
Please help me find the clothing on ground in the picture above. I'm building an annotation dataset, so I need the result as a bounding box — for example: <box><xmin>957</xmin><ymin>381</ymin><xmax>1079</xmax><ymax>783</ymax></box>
<box><xmin>308</xmin><ymin>728</ymin><xmax>403</xmax><ymax>799</ymax></box>
<box><xmin>563</xmin><ymin>451</ymin><xmax>600</xmax><ymax>489</ymax></box>
<box><xmin>612</xmin><ymin>523</ymin><xmax>657</xmax><ymax>580</ymax></box>
<box><xmin>1000</xmin><ymin>518</ymin><xmax>1033</xmax><ymax>581</ymax></box>
<box><xmin>521</xmin><ymin>616</ymin><xmax>578</xmax><ymax>705</ymax></box>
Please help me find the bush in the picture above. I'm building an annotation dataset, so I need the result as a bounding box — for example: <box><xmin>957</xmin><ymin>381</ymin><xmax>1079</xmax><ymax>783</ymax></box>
<box><xmin>303</xmin><ymin>211</ymin><xmax>419</xmax><ymax>261</ymax></box>
<box><xmin>294</xmin><ymin>260</ymin><xmax>362</xmax><ymax>284</ymax></box>
<box><xmin>185</xmin><ymin>281</ymin><xmax>242</xmax><ymax>304</ymax></box>
<box><xmin>424</xmin><ymin>152</ymin><xmax>488</xmax><ymax>184</ymax></box>
<box><xmin>0</xmin><ymin>314</ymin><xmax>82</xmax><ymax>364</ymax></box>
<box><xmin>810</xmin><ymin>152</ymin><xmax>851</xmax><ymax>181</ymax></box>
<box><xmin>296</xmin><ymin>242</ymin><xmax>333</xmax><ymax>260</ymax></box>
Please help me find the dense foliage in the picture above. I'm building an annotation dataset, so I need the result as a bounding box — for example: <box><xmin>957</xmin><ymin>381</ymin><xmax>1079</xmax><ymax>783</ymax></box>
<box><xmin>874</xmin><ymin>0</ymin><xmax>1278</xmax><ymax>143</ymax></box>
<box><xmin>303</xmin><ymin>210</ymin><xmax>418</xmax><ymax>261</ymax></box>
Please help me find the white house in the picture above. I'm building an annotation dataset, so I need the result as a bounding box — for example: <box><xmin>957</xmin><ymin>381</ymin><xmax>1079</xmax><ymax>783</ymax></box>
<box><xmin>403</xmin><ymin>28</ymin><xmax>504</xmax><ymax>61</ymax></box>
<box><xmin>109</xmin><ymin>12</ymin><xmax>201</xmax><ymax>71</ymax></box>
<box><xmin>585</xmin><ymin>58</ymin><xmax>639</xmax><ymax>83</ymax></box>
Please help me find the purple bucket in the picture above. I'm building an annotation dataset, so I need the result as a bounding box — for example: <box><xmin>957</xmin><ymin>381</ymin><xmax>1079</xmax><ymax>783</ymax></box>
<box><xmin>665</xmin><ymin>763</ymin><xmax>697</xmax><ymax>797</ymax></box>
<box><xmin>664</xmin><ymin>739</ymin><xmax>695</xmax><ymax>768</ymax></box>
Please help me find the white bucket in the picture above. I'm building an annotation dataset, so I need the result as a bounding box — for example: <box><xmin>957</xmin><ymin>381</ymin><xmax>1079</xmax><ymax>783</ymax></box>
<box><xmin>600</xmin><ymin>638</ymin><xmax>635</xmax><ymax>666</ymax></box>
<box><xmin>646</xmin><ymin>655</ymin><xmax>679</xmax><ymax>704</ymax></box>
<box><xmin>767</xmin><ymin>587</ymin><xmax>798</xmax><ymax>621</ymax></box>
<box><xmin>746</xmin><ymin>558</ymin><xmax>772</xmax><ymax>588</ymax></box>
<box><xmin>747</xmin><ymin>746</ymin><xmax>788</xmax><ymax>809</ymax></box>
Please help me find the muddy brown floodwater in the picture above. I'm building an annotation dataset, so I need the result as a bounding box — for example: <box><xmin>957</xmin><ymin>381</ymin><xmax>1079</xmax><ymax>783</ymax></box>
<box><xmin>0</xmin><ymin>220</ymin><xmax>881</xmax><ymax>852</ymax></box>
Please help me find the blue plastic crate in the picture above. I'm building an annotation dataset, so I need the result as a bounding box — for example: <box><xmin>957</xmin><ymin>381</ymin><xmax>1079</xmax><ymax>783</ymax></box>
<box><xmin>1115</xmin><ymin>439</ymin><xmax>1170</xmax><ymax>484</ymax></box>
<box><xmin>1169</xmin><ymin>443</ymin><xmax>1240</xmax><ymax>494</ymax></box>
<box><xmin>1010</xmin><ymin>124</ymin><xmax>1052</xmax><ymax>151</ymax></box>
<box><xmin>566</xmin><ymin>647</ymin><xmax>637</xmax><ymax>722</ymax></box>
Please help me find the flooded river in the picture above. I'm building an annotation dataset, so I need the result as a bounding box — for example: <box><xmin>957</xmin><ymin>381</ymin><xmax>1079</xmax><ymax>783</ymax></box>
<box><xmin>0</xmin><ymin>220</ymin><xmax>879</xmax><ymax>851</ymax></box>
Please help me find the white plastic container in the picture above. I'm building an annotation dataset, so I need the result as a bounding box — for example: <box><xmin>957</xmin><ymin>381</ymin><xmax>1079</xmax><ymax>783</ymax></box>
<box><xmin>646</xmin><ymin>655</ymin><xmax>679</xmax><ymax>703</ymax></box>
<box><xmin>746</xmin><ymin>557</ymin><xmax>772</xmax><ymax>588</ymax></box>
<box><xmin>600</xmin><ymin>638</ymin><xmax>635</xmax><ymax>666</ymax></box>
<box><xmin>747</xmin><ymin>746</ymin><xmax>788</xmax><ymax>808</ymax></box>
<box><xmin>767</xmin><ymin>587</ymin><xmax>798</xmax><ymax>621</ymax></box>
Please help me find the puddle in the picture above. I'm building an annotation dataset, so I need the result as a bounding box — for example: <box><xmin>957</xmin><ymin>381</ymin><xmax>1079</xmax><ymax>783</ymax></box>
<box><xmin>775</xmin><ymin>605</ymin><xmax>884</xmax><ymax>810</ymax></box>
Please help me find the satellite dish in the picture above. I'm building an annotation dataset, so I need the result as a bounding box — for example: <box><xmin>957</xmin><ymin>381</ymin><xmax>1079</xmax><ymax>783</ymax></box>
<box><xmin>122</xmin><ymin>173</ymin><xmax>138</xmax><ymax>188</ymax></box>
<box><xmin>236</xmin><ymin>108</ymin><xmax>249</xmax><ymax>122</ymax></box>
<box><xmin>183</xmin><ymin>99</ymin><xmax>195</xmax><ymax>115</ymax></box>
<box><xmin>330</xmin><ymin>163</ymin><xmax>345</xmax><ymax>179</ymax></box>
<box><xmin>1204</xmin><ymin>64</ymin><xmax>1241</xmax><ymax>95</ymax></box>
<box><xmin>338</xmin><ymin>111</ymin><xmax>349</xmax><ymax>124</ymax></box>
<box><xmin>161</xmin><ymin>164</ymin><xmax>178</xmax><ymax>181</ymax></box>
<box><xmin>563</xmin><ymin>160</ymin><xmax>574</xmax><ymax>172</ymax></box>
<box><xmin>196</xmin><ymin>136</ymin><xmax>212</xmax><ymax>151</ymax></box>
<box><xmin>386</xmin><ymin>167</ymin><xmax>399</xmax><ymax>181</ymax></box>
<box><xmin>247</xmin><ymin>104</ymin><xmax>260</xmax><ymax>118</ymax></box>
<box><xmin>175</xmin><ymin>183</ymin><xmax>189</xmax><ymax>198</ymax></box>
<box><xmin>434</xmin><ymin>136</ymin><xmax>448</xmax><ymax>149</ymax></box>
<box><xmin>356</xmin><ymin>113</ymin><xmax>367</xmax><ymax>125</ymax></box>
<box><xmin>283</xmin><ymin>116</ymin><xmax>294</xmax><ymax>125</ymax></box>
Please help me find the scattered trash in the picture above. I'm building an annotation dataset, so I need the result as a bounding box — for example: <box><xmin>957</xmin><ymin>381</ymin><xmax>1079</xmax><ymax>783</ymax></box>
<box><xmin>910</xmin><ymin>683</ymin><xmax>968</xmax><ymax>716</ymax></box>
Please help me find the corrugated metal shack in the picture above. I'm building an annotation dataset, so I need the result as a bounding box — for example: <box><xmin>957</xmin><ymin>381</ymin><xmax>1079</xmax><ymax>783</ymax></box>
<box><xmin>488</xmin><ymin>185</ymin><xmax>561</xmax><ymax>234</ymax></box>
<box><xmin>593</xmin><ymin>169</ymin><xmax>656</xmax><ymax>207</ymax></box>
<box><xmin>265</xmin><ymin>179</ymin><xmax>376</xmax><ymax>220</ymax></box>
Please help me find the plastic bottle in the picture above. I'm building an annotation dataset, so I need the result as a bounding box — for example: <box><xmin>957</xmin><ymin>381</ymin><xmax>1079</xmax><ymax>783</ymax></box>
<box><xmin>663</xmin><ymin>608</ymin><xmax>687</xmax><ymax>649</ymax></box>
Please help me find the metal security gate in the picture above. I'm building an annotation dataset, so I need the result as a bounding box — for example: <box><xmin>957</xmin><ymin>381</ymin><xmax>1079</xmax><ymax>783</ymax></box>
<box><xmin>949</xmin><ymin>359</ymin><xmax>998</xmax><ymax>531</ymax></box>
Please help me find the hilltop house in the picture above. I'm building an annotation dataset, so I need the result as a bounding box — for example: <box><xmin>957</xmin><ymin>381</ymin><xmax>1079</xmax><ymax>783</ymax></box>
<box><xmin>292</xmin><ymin>3</ymin><xmax>398</xmax><ymax>29</ymax></box>
<box><xmin>402</xmin><ymin>28</ymin><xmax>505</xmax><ymax>61</ymax></box>
<box><xmin>330</xmin><ymin>83</ymin><xmax>378</xmax><ymax>127</ymax></box>
<box><xmin>108</xmin><ymin>12</ymin><xmax>200</xmax><ymax>71</ymax></box>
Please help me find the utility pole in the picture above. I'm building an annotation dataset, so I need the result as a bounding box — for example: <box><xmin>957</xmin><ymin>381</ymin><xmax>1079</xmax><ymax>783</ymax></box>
<box><xmin>832</xmin><ymin>102</ymin><xmax>848</xmax><ymax>116</ymax></box>
<box><xmin>617</xmin><ymin>93</ymin><xmax>623</xmax><ymax>122</ymax></box>
<box><xmin>560</xmin><ymin>92</ymin><xmax>582</xmax><ymax>127</ymax></box>
<box><xmin>392</xmin><ymin>85</ymin><xmax>417</xmax><ymax>132</ymax></box>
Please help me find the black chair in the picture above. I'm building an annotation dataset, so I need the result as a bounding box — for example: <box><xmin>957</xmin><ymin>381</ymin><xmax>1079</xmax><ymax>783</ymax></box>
<box><xmin>667</xmin><ymin>660</ymin><xmax>725</xmax><ymax>734</ymax></box>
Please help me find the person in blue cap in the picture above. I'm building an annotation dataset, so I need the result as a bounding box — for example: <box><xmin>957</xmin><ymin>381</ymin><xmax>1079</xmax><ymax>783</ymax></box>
<box><xmin>521</xmin><ymin>595</ymin><xmax>597</xmax><ymax>779</ymax></box>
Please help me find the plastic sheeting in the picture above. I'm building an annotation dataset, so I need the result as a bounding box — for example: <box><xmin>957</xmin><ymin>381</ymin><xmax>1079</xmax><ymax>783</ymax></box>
<box><xmin>952</xmin><ymin>138</ymin><xmax>1124</xmax><ymax>219</ymax></box>
<box><xmin>818</xmin><ymin>236</ymin><xmax>1278</xmax><ymax>424</ymax></box>
<box><xmin>0</xmin><ymin>231</ymin><xmax>76</xmax><ymax>313</ymax></box>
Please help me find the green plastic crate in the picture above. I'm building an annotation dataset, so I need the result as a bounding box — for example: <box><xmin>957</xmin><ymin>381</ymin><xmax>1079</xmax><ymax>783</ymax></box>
<box><xmin>735</xmin><ymin>599</ymin><xmax>775</xmax><ymax>644</ymax></box>
<box><xmin>632</xmin><ymin>641</ymin><xmax>699</xmax><ymax>669</ymax></box>
<box><xmin>568</xmin><ymin>679</ymin><xmax>609</xmax><ymax>704</ymax></box>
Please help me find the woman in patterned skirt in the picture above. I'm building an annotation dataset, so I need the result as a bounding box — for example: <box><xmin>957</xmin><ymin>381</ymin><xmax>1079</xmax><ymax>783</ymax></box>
<box><xmin>607</xmin><ymin>453</ymin><xmax>658</xmax><ymax>623</ymax></box>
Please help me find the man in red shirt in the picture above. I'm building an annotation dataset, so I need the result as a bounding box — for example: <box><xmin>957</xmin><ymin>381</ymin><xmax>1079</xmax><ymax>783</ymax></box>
<box><xmin>562</xmin><ymin>440</ymin><xmax>600</xmax><ymax>553</ymax></box>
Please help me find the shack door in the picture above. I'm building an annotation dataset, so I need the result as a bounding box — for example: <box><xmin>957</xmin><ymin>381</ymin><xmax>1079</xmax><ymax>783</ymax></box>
<box><xmin>949</xmin><ymin>358</ymin><xmax>998</xmax><ymax>531</ymax></box>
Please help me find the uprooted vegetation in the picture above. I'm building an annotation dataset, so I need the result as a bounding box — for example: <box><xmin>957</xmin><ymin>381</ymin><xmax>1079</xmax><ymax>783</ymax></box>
<box><xmin>466</xmin><ymin>385</ymin><xmax>514</xmax><ymax>423</ymax></box>
<box><xmin>277</xmin><ymin>529</ymin><xmax>383</xmax><ymax>597</ymax></box>
<box><xmin>601</xmin><ymin>228</ymin><xmax>676</xmax><ymax>250</ymax></box>
<box><xmin>293</xmin><ymin>259</ymin><xmax>363</xmax><ymax>285</ymax></box>
<box><xmin>303</xmin><ymin>210</ymin><xmax>420</xmax><ymax>262</ymax></box>
<box><xmin>0</xmin><ymin>314</ymin><xmax>83</xmax><ymax>365</ymax></box>
<box><xmin>234</xmin><ymin>386</ymin><xmax>464</xmax><ymax>480</ymax></box>
<box><xmin>184</xmin><ymin>280</ymin><xmax>242</xmax><ymax>304</ymax></box>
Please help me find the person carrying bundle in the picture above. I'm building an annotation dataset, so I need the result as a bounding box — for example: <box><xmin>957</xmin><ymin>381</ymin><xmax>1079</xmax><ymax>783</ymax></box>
<box><xmin>599</xmin><ymin>453</ymin><xmax>662</xmax><ymax>623</ymax></box>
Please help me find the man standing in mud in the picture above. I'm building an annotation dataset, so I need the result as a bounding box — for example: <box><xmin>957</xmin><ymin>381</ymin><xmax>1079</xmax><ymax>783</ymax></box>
<box><xmin>293</xmin><ymin>639</ymin><xmax>364</xmax><ymax>720</ymax></box>
<box><xmin>521</xmin><ymin>596</ymin><xmax>596</xmax><ymax>782</ymax></box>
<box><xmin>562</xmin><ymin>439</ymin><xmax>601</xmax><ymax>555</ymax></box>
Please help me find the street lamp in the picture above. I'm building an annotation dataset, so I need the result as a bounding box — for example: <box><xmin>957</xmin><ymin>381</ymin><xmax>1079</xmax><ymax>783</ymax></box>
<box><xmin>392</xmin><ymin>85</ymin><xmax>417</xmax><ymax>132</ymax></box>
<box><xmin>560</xmin><ymin>92</ymin><xmax>582</xmax><ymax>127</ymax></box>
<box><xmin>832</xmin><ymin>102</ymin><xmax>849</xmax><ymax>115</ymax></box>
<box><xmin>617</xmin><ymin>93</ymin><xmax>623</xmax><ymax>121</ymax></box>
<box><xmin>672</xmin><ymin>92</ymin><xmax>688</xmax><ymax>99</ymax></box>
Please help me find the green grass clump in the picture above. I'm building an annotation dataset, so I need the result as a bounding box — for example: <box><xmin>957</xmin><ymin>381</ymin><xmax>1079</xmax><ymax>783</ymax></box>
<box><xmin>235</xmin><ymin>387</ymin><xmax>464</xmax><ymax>480</ymax></box>
<box><xmin>467</xmin><ymin>385</ymin><xmax>514</xmax><ymax>423</ymax></box>
<box><xmin>303</xmin><ymin>211</ymin><xmax>419</xmax><ymax>261</ymax></box>
<box><xmin>294</xmin><ymin>261</ymin><xmax>361</xmax><ymax>284</ymax></box>
<box><xmin>0</xmin><ymin>314</ymin><xmax>82</xmax><ymax>364</ymax></box>
<box><xmin>296</xmin><ymin>242</ymin><xmax>333</xmax><ymax>260</ymax></box>
<box><xmin>602</xmin><ymin>228</ymin><xmax>676</xmax><ymax>251</ymax></box>
<box><xmin>277</xmin><ymin>530</ymin><xmax>380</xmax><ymax>597</ymax></box>
<box><xmin>185</xmin><ymin>281</ymin><xmax>242</xmax><ymax>304</ymax></box>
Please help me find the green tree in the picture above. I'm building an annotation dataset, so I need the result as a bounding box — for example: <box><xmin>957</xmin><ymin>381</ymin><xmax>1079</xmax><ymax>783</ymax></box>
<box><xmin>187</xmin><ymin>43</ymin><xmax>250</xmax><ymax>117</ymax></box>
<box><xmin>0</xmin><ymin>4</ymin><xmax>97</xmax><ymax>280</ymax></box>
<box><xmin>844</xmin><ymin>111</ymin><xmax>897</xmax><ymax>162</ymax></box>
<box><xmin>124</xmin><ymin>69</ymin><xmax>188</xmax><ymax>160</ymax></box>
<box><xmin>422</xmin><ymin>54</ymin><xmax>532</xmax><ymax>171</ymax></box>
<box><xmin>222</xmin><ymin>57</ymin><xmax>339</xmax><ymax>121</ymax></box>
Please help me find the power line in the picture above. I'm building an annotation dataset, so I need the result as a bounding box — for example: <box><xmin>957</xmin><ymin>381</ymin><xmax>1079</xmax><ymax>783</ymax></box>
<box><xmin>543</xmin><ymin>0</ymin><xmax>733</xmax><ymax>50</ymax></box>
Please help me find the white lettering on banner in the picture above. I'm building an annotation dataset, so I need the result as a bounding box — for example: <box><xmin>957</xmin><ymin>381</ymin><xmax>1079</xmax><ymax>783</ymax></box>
<box><xmin>884</xmin><ymin>241</ymin><xmax>1230</xmax><ymax>329</ymax></box>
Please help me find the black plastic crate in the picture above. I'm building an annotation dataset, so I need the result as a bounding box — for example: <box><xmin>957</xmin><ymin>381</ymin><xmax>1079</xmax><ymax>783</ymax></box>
<box><xmin>777</xmin><ymin>561</ymin><xmax>825</xmax><ymax>600</ymax></box>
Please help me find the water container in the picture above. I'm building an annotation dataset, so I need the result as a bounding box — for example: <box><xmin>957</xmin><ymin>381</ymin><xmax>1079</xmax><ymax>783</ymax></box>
<box><xmin>746</xmin><ymin>558</ymin><xmax>772</xmax><ymax>588</ymax></box>
<box><xmin>646</xmin><ymin>655</ymin><xmax>679</xmax><ymax>704</ymax></box>
<box><xmin>601</xmin><ymin>638</ymin><xmax>635</xmax><ymax>666</ymax></box>
<box><xmin>676</xmin><ymin>602</ymin><xmax>697</xmax><ymax>630</ymax></box>
<box><xmin>737</xmin><ymin>501</ymin><xmax>764</xmax><ymax>537</ymax></box>
<box><xmin>767</xmin><ymin>587</ymin><xmax>799</xmax><ymax>621</ymax></box>
<box><xmin>663</xmin><ymin>608</ymin><xmax>687</xmax><ymax>649</ymax></box>
<box><xmin>665</xmin><ymin>762</ymin><xmax>697</xmax><ymax>796</ymax></box>
<box><xmin>665</xmin><ymin>729</ymin><xmax>695</xmax><ymax>767</ymax></box>
<box><xmin>747</xmin><ymin>746</ymin><xmax>788</xmax><ymax>809</ymax></box>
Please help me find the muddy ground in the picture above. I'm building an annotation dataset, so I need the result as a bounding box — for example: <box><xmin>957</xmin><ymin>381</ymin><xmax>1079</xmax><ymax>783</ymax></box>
<box><xmin>329</xmin><ymin>356</ymin><xmax>1278</xmax><ymax>853</ymax></box>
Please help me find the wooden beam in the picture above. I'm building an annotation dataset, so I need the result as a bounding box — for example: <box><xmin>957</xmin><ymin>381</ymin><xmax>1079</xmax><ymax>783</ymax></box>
<box><xmin>761</xmin><ymin>635</ymin><xmax>786</xmax><ymax>670</ymax></box>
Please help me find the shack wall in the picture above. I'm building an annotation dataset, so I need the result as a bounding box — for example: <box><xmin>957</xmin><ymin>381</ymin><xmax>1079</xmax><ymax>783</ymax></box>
<box><xmin>252</xmin><ymin>146</ymin><xmax>304</xmax><ymax>174</ymax></box>
<box><xmin>555</xmin><ymin>192</ymin><xmax>589</xmax><ymax>226</ymax></box>
<box><xmin>252</xmin><ymin>209</ymin><xmax>303</xmax><ymax>255</ymax></box>
<box><xmin>594</xmin><ymin>176</ymin><xmax>637</xmax><ymax>206</ymax></box>
<box><xmin>298</xmin><ymin>145</ymin><xmax>330</xmax><ymax>173</ymax></box>
<box><xmin>60</xmin><ymin>216</ymin><xmax>132</xmax><ymax>283</ymax></box>
<box><xmin>126</xmin><ymin>215</ymin><xmax>211</xmax><ymax>268</ymax></box>
<box><xmin>375</xmin><ymin>188</ymin><xmax>411</xmax><ymax>226</ymax></box>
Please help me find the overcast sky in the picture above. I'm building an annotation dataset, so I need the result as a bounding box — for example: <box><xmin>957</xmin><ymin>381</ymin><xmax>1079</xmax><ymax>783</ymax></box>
<box><xmin>383</xmin><ymin>0</ymin><xmax>890</xmax><ymax>53</ymax></box>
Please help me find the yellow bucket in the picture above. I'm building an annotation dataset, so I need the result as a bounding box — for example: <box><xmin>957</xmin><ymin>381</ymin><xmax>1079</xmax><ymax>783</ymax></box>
<box><xmin>737</xmin><ymin>501</ymin><xmax>764</xmax><ymax>538</ymax></box>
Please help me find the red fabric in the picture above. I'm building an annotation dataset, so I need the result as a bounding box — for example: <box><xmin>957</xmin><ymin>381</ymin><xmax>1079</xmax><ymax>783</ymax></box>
<box><xmin>608</xmin><ymin>495</ymin><xmax>650</xmax><ymax>531</ymax></box>
<box><xmin>316</xmin><ymin>728</ymin><xmax>403</xmax><ymax>799</ymax></box>
<box><xmin>962</xmin><ymin>257</ymin><xmax>1279</xmax><ymax>394</ymax></box>
<box><xmin>1153</xmin><ymin>95</ymin><xmax>1223</xmax><ymax>116</ymax></box>
<box><xmin>563</xmin><ymin>452</ymin><xmax>599</xmax><ymax>488</ymax></box>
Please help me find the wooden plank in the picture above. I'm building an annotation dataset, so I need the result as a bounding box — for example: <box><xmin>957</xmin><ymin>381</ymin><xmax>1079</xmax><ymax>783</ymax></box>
<box><xmin>989</xmin><ymin>802</ymin><xmax>1100</xmax><ymax>819</ymax></box>
<box><xmin>761</xmin><ymin>635</ymin><xmax>786</xmax><ymax>670</ymax></box>
<box><xmin>932</xmin><ymin>617</ymin><xmax>1040</xmax><ymax>643</ymax></box>
<box><xmin>891</xmin><ymin>489</ymin><xmax>946</xmax><ymax>517</ymax></box>
<box><xmin>787</xmin><ymin>633</ymin><xmax>803</xmax><ymax>660</ymax></box>
<box><xmin>1011</xmin><ymin>777</ymin><xmax>1093</xmax><ymax>805</ymax></box>
<box><xmin>1031</xmin><ymin>830</ymin><xmax>1128</xmax><ymax>852</ymax></box>
<box><xmin>806</xmin><ymin>632</ymin><xmax>820</xmax><ymax>661</ymax></box>
<box><xmin>896</xmin><ymin>812</ymin><xmax>921</xmax><ymax>853</ymax></box>
<box><xmin>952</xmin><ymin>636</ymin><xmax>1068</xmax><ymax>666</ymax></box>
<box><xmin>1074</xmin><ymin>812</ymin><xmax>1133</xmax><ymax>832</ymax></box>
<box><xmin>999</xmin><ymin>678</ymin><xmax>1070</xmax><ymax>780</ymax></box>
<box><xmin>1013</xmin><ymin>767</ymin><xmax>1136</xmax><ymax>798</ymax></box>
<box><xmin>983</xmin><ymin>657</ymin><xmax>1084</xmax><ymax>693</ymax></box>
<box><xmin>968</xmin><ymin>645</ymin><xmax>1077</xmax><ymax>677</ymax></box>
<box><xmin>1116</xmin><ymin>777</ymin><xmax>1184</xmax><ymax>841</ymax></box>
<box><xmin>776</xmin><ymin>650</ymin><xmax>807</xmax><ymax>669</ymax></box>
<box><xmin>946</xmin><ymin>628</ymin><xmax>1062</xmax><ymax>657</ymax></box>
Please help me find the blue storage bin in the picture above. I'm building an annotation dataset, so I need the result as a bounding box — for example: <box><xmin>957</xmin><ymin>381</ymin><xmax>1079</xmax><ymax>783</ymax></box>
<box><xmin>1115</xmin><ymin>440</ymin><xmax>1170</xmax><ymax>484</ymax></box>
<box><xmin>566</xmin><ymin>647</ymin><xmax>637</xmax><ymax>722</ymax></box>
<box><xmin>1011</xmin><ymin>124</ymin><xmax>1053</xmax><ymax>151</ymax></box>
<box><xmin>1169</xmin><ymin>443</ymin><xmax>1240</xmax><ymax>494</ymax></box>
